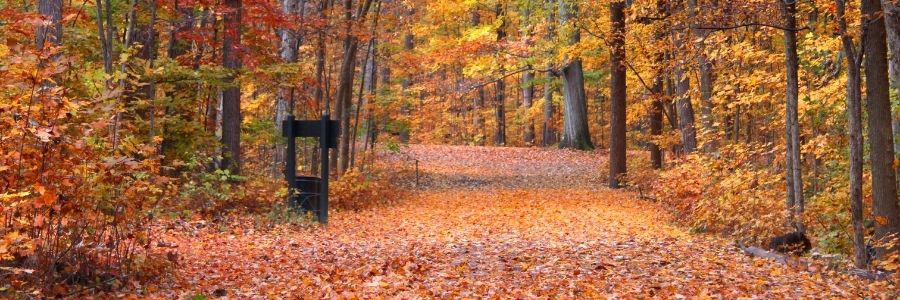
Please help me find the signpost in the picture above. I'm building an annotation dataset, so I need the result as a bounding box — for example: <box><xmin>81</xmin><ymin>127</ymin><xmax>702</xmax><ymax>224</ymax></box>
<box><xmin>283</xmin><ymin>112</ymin><xmax>338</xmax><ymax>224</ymax></box>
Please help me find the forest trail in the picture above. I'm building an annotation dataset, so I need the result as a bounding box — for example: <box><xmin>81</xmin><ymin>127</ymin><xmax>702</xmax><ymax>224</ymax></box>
<box><xmin>150</xmin><ymin>145</ymin><xmax>888</xmax><ymax>298</ymax></box>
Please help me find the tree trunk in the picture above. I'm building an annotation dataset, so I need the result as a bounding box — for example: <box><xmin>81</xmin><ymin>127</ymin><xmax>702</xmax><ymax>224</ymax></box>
<box><xmin>882</xmin><ymin>0</ymin><xmax>900</xmax><ymax>155</ymax></box>
<box><xmin>608</xmin><ymin>0</ymin><xmax>627</xmax><ymax>188</ymax></box>
<box><xmin>275</xmin><ymin>0</ymin><xmax>302</xmax><ymax>178</ymax></box>
<box><xmin>36</xmin><ymin>0</ymin><xmax>62</xmax><ymax>51</ymax></box>
<box><xmin>835</xmin><ymin>0</ymin><xmax>868</xmax><ymax>269</ymax></box>
<box><xmin>780</xmin><ymin>0</ymin><xmax>804</xmax><ymax>230</ymax></box>
<box><xmin>862</xmin><ymin>0</ymin><xmax>900</xmax><ymax>258</ymax></box>
<box><xmin>687</xmin><ymin>0</ymin><xmax>716</xmax><ymax>153</ymax></box>
<box><xmin>557</xmin><ymin>0</ymin><xmax>593</xmax><ymax>150</ymax></box>
<box><xmin>494</xmin><ymin>4</ymin><xmax>507</xmax><ymax>146</ymax></box>
<box><xmin>336</xmin><ymin>0</ymin><xmax>374</xmax><ymax>174</ymax></box>
<box><xmin>221</xmin><ymin>0</ymin><xmax>242</xmax><ymax>175</ymax></box>
<box><xmin>495</xmin><ymin>80</ymin><xmax>507</xmax><ymax>145</ymax></box>
<box><xmin>674</xmin><ymin>57</ymin><xmax>697</xmax><ymax>153</ymax></box>
<box><xmin>521</xmin><ymin>6</ymin><xmax>535</xmax><ymax>145</ymax></box>
<box><xmin>542</xmin><ymin>75</ymin><xmax>556</xmax><ymax>146</ymax></box>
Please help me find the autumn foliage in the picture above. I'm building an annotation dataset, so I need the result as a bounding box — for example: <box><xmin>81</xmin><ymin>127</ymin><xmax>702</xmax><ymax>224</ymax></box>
<box><xmin>2</xmin><ymin>0</ymin><xmax>900</xmax><ymax>296</ymax></box>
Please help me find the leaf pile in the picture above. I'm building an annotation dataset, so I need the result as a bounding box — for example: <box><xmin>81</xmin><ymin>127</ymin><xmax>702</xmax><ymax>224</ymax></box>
<box><xmin>137</xmin><ymin>145</ymin><xmax>895</xmax><ymax>298</ymax></box>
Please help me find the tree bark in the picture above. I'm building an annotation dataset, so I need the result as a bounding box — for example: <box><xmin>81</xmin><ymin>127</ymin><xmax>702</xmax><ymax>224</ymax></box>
<box><xmin>687</xmin><ymin>0</ymin><xmax>716</xmax><ymax>153</ymax></box>
<box><xmin>221</xmin><ymin>0</ymin><xmax>243</xmax><ymax>175</ymax></box>
<box><xmin>835</xmin><ymin>0</ymin><xmax>868</xmax><ymax>269</ymax></box>
<box><xmin>36</xmin><ymin>0</ymin><xmax>62</xmax><ymax>51</ymax></box>
<box><xmin>336</xmin><ymin>0</ymin><xmax>375</xmax><ymax>174</ymax></box>
<box><xmin>275</xmin><ymin>0</ymin><xmax>302</xmax><ymax>177</ymax></box>
<box><xmin>542</xmin><ymin>75</ymin><xmax>557</xmax><ymax>146</ymax></box>
<box><xmin>608</xmin><ymin>0</ymin><xmax>627</xmax><ymax>188</ymax></box>
<box><xmin>882</xmin><ymin>0</ymin><xmax>900</xmax><ymax>155</ymax></box>
<box><xmin>672</xmin><ymin>22</ymin><xmax>697</xmax><ymax>154</ymax></box>
<box><xmin>557</xmin><ymin>0</ymin><xmax>593</xmax><ymax>150</ymax></box>
<box><xmin>494</xmin><ymin>4</ymin><xmax>507</xmax><ymax>146</ymax></box>
<box><xmin>674</xmin><ymin>54</ymin><xmax>696</xmax><ymax>153</ymax></box>
<box><xmin>780</xmin><ymin>0</ymin><xmax>804</xmax><ymax>230</ymax></box>
<box><xmin>862</xmin><ymin>0</ymin><xmax>900</xmax><ymax>258</ymax></box>
<box><xmin>521</xmin><ymin>6</ymin><xmax>535</xmax><ymax>145</ymax></box>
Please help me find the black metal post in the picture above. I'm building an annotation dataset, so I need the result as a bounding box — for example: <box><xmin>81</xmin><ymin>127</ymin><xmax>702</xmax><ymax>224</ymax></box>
<box><xmin>285</xmin><ymin>115</ymin><xmax>297</xmax><ymax>208</ymax></box>
<box><xmin>319</xmin><ymin>112</ymin><xmax>329</xmax><ymax>224</ymax></box>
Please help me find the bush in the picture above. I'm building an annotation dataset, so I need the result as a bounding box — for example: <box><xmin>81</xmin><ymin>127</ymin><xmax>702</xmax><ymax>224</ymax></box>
<box><xmin>655</xmin><ymin>154</ymin><xmax>785</xmax><ymax>243</ymax></box>
<box><xmin>330</xmin><ymin>164</ymin><xmax>402</xmax><ymax>211</ymax></box>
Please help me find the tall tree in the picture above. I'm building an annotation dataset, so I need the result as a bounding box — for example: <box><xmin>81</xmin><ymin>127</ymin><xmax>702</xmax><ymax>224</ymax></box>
<box><xmin>541</xmin><ymin>0</ymin><xmax>557</xmax><ymax>146</ymax></box>
<box><xmin>687</xmin><ymin>0</ymin><xmax>716</xmax><ymax>152</ymax></box>
<box><xmin>221</xmin><ymin>0</ymin><xmax>243</xmax><ymax>174</ymax></box>
<box><xmin>521</xmin><ymin>5</ymin><xmax>535</xmax><ymax>145</ymax></box>
<box><xmin>557</xmin><ymin>0</ymin><xmax>592</xmax><ymax>150</ymax></box>
<box><xmin>274</xmin><ymin>0</ymin><xmax>304</xmax><ymax>177</ymax></box>
<box><xmin>494</xmin><ymin>3</ymin><xmax>507</xmax><ymax>146</ymax></box>
<box><xmin>647</xmin><ymin>0</ymin><xmax>668</xmax><ymax>169</ymax></box>
<box><xmin>862</xmin><ymin>0</ymin><xmax>900</xmax><ymax>258</ymax></box>
<box><xmin>779</xmin><ymin>0</ymin><xmax>804</xmax><ymax>231</ymax></box>
<box><xmin>883</xmin><ymin>0</ymin><xmax>900</xmax><ymax>153</ymax></box>
<box><xmin>36</xmin><ymin>0</ymin><xmax>62</xmax><ymax>51</ymax></box>
<box><xmin>336</xmin><ymin>0</ymin><xmax>375</xmax><ymax>174</ymax></box>
<box><xmin>835</xmin><ymin>0</ymin><xmax>868</xmax><ymax>268</ymax></box>
<box><xmin>471</xmin><ymin>8</ymin><xmax>487</xmax><ymax>146</ymax></box>
<box><xmin>673</xmin><ymin>20</ymin><xmax>697</xmax><ymax>154</ymax></box>
<box><xmin>608</xmin><ymin>0</ymin><xmax>627</xmax><ymax>188</ymax></box>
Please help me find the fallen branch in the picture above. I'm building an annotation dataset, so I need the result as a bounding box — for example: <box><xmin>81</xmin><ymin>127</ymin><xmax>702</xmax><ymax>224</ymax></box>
<box><xmin>737</xmin><ymin>242</ymin><xmax>895</xmax><ymax>281</ymax></box>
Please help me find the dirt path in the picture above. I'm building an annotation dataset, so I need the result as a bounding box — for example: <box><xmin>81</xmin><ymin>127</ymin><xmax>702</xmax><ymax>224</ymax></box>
<box><xmin>148</xmin><ymin>145</ymin><xmax>894</xmax><ymax>298</ymax></box>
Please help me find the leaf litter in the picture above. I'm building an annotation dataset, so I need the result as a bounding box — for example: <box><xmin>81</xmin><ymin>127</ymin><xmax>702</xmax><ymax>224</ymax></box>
<box><xmin>137</xmin><ymin>145</ymin><xmax>896</xmax><ymax>298</ymax></box>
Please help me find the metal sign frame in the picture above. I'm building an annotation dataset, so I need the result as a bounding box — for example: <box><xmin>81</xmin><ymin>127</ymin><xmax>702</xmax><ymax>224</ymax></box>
<box><xmin>283</xmin><ymin>113</ymin><xmax>338</xmax><ymax>224</ymax></box>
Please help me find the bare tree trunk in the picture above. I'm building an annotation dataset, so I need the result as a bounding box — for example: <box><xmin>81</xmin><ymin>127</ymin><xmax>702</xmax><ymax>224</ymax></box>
<box><xmin>494</xmin><ymin>4</ymin><xmax>507</xmax><ymax>146</ymax></box>
<box><xmin>557</xmin><ymin>0</ymin><xmax>592</xmax><ymax>150</ymax></box>
<box><xmin>221</xmin><ymin>0</ymin><xmax>242</xmax><ymax>175</ymax></box>
<box><xmin>470</xmin><ymin>8</ymin><xmax>485</xmax><ymax>146</ymax></box>
<box><xmin>780</xmin><ymin>0</ymin><xmax>804</xmax><ymax>230</ymax></box>
<box><xmin>836</xmin><ymin>0</ymin><xmax>868</xmax><ymax>269</ymax></box>
<box><xmin>274</xmin><ymin>0</ymin><xmax>302</xmax><ymax>177</ymax></box>
<box><xmin>647</xmin><ymin>0</ymin><xmax>667</xmax><ymax>169</ymax></box>
<box><xmin>882</xmin><ymin>0</ymin><xmax>900</xmax><ymax>155</ymax></box>
<box><xmin>674</xmin><ymin>58</ymin><xmax>696</xmax><ymax>153</ymax></box>
<box><xmin>687</xmin><ymin>0</ymin><xmax>715</xmax><ymax>153</ymax></box>
<box><xmin>671</xmin><ymin>20</ymin><xmax>697</xmax><ymax>154</ymax></box>
<box><xmin>495</xmin><ymin>80</ymin><xmax>507</xmax><ymax>145</ymax></box>
<box><xmin>36</xmin><ymin>0</ymin><xmax>62</xmax><ymax>51</ymax></box>
<box><xmin>336</xmin><ymin>0</ymin><xmax>374</xmax><ymax>174</ymax></box>
<box><xmin>521</xmin><ymin>6</ymin><xmax>535</xmax><ymax>145</ymax></box>
<box><xmin>542</xmin><ymin>75</ymin><xmax>557</xmax><ymax>146</ymax></box>
<box><xmin>608</xmin><ymin>0</ymin><xmax>627</xmax><ymax>188</ymax></box>
<box><xmin>862</xmin><ymin>0</ymin><xmax>900</xmax><ymax>258</ymax></box>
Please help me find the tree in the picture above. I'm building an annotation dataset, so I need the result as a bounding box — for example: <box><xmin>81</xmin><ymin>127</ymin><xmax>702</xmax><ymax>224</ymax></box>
<box><xmin>336</xmin><ymin>0</ymin><xmax>375</xmax><ymax>174</ymax></box>
<box><xmin>221</xmin><ymin>0</ymin><xmax>243</xmax><ymax>175</ymax></box>
<box><xmin>557</xmin><ymin>0</ymin><xmax>592</xmax><ymax>150</ymax></box>
<box><xmin>779</xmin><ymin>0</ymin><xmax>803</xmax><ymax>231</ymax></box>
<box><xmin>608</xmin><ymin>0</ymin><xmax>626</xmax><ymax>188</ymax></box>
<box><xmin>862</xmin><ymin>0</ymin><xmax>900</xmax><ymax>258</ymax></box>
<box><xmin>36</xmin><ymin>0</ymin><xmax>62</xmax><ymax>52</ymax></box>
<box><xmin>835</xmin><ymin>0</ymin><xmax>868</xmax><ymax>268</ymax></box>
<box><xmin>688</xmin><ymin>0</ymin><xmax>715</xmax><ymax>152</ymax></box>
<box><xmin>673</xmin><ymin>21</ymin><xmax>696</xmax><ymax>154</ymax></box>
<box><xmin>495</xmin><ymin>3</ymin><xmax>507</xmax><ymax>146</ymax></box>
<box><xmin>883</xmin><ymin>0</ymin><xmax>900</xmax><ymax>154</ymax></box>
<box><xmin>521</xmin><ymin>5</ymin><xmax>536</xmax><ymax>145</ymax></box>
<box><xmin>274</xmin><ymin>0</ymin><xmax>304</xmax><ymax>177</ymax></box>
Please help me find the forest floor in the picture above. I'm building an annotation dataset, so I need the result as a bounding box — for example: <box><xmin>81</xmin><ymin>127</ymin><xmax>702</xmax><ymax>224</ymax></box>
<box><xmin>140</xmin><ymin>145</ymin><xmax>895</xmax><ymax>298</ymax></box>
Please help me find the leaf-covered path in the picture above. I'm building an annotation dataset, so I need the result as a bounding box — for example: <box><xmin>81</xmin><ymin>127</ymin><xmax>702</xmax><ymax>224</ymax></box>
<box><xmin>150</xmin><ymin>145</ymin><xmax>894</xmax><ymax>298</ymax></box>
